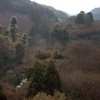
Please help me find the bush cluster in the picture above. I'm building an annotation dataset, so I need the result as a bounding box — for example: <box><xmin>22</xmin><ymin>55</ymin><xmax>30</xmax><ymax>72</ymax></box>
<box><xmin>27</xmin><ymin>60</ymin><xmax>62</xmax><ymax>97</ymax></box>
<box><xmin>35</xmin><ymin>51</ymin><xmax>51</xmax><ymax>59</ymax></box>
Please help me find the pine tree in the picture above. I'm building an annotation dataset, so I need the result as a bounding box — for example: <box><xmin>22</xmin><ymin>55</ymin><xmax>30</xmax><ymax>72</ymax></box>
<box><xmin>87</xmin><ymin>12</ymin><xmax>94</xmax><ymax>23</ymax></box>
<box><xmin>45</xmin><ymin>60</ymin><xmax>62</xmax><ymax>95</ymax></box>
<box><xmin>27</xmin><ymin>61</ymin><xmax>45</xmax><ymax>96</ymax></box>
<box><xmin>11</xmin><ymin>16</ymin><xmax>17</xmax><ymax>27</ymax></box>
<box><xmin>10</xmin><ymin>16</ymin><xmax>18</xmax><ymax>42</ymax></box>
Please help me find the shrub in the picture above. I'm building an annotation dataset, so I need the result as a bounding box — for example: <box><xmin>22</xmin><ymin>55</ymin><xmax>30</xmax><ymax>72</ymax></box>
<box><xmin>25</xmin><ymin>91</ymin><xmax>68</xmax><ymax>100</ymax></box>
<box><xmin>66</xmin><ymin>41</ymin><xmax>100</xmax><ymax>72</ymax></box>
<box><xmin>35</xmin><ymin>51</ymin><xmax>51</xmax><ymax>59</ymax></box>
<box><xmin>53</xmin><ymin>51</ymin><xmax>64</xmax><ymax>59</ymax></box>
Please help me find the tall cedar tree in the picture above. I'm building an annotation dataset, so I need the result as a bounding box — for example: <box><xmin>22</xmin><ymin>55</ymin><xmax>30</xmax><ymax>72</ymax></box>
<box><xmin>45</xmin><ymin>60</ymin><xmax>62</xmax><ymax>95</ymax></box>
<box><xmin>27</xmin><ymin>61</ymin><xmax>45</xmax><ymax>96</ymax></box>
<box><xmin>10</xmin><ymin>16</ymin><xmax>18</xmax><ymax>42</ymax></box>
<box><xmin>51</xmin><ymin>23</ymin><xmax>69</xmax><ymax>46</ymax></box>
<box><xmin>15</xmin><ymin>43</ymin><xmax>25</xmax><ymax>63</ymax></box>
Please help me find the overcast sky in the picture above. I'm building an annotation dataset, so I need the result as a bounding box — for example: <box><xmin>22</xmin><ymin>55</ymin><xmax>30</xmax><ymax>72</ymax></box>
<box><xmin>31</xmin><ymin>0</ymin><xmax>100</xmax><ymax>15</ymax></box>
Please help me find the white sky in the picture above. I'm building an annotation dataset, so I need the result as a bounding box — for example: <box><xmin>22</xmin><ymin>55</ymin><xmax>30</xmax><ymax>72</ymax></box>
<box><xmin>31</xmin><ymin>0</ymin><xmax>100</xmax><ymax>15</ymax></box>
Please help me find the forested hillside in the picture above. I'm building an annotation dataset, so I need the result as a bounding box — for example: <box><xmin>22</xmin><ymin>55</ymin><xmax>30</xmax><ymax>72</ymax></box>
<box><xmin>0</xmin><ymin>0</ymin><xmax>100</xmax><ymax>100</ymax></box>
<box><xmin>0</xmin><ymin>0</ymin><xmax>68</xmax><ymax>32</ymax></box>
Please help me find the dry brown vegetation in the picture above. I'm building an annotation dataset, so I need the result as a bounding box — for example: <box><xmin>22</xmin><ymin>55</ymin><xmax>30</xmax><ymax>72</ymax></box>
<box><xmin>20</xmin><ymin>39</ymin><xmax>100</xmax><ymax>100</ymax></box>
<box><xmin>25</xmin><ymin>91</ymin><xmax>68</xmax><ymax>100</ymax></box>
<box><xmin>60</xmin><ymin>71</ymin><xmax>100</xmax><ymax>100</ymax></box>
<box><xmin>0</xmin><ymin>2</ymin><xmax>100</xmax><ymax>99</ymax></box>
<box><xmin>54</xmin><ymin>40</ymin><xmax>100</xmax><ymax>100</ymax></box>
<box><xmin>7</xmin><ymin>23</ymin><xmax>100</xmax><ymax>100</ymax></box>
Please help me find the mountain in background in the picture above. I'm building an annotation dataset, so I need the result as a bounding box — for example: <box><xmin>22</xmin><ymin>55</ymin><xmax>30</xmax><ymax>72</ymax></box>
<box><xmin>42</xmin><ymin>5</ymin><xmax>69</xmax><ymax>21</ymax></box>
<box><xmin>0</xmin><ymin>0</ymin><xmax>69</xmax><ymax>33</ymax></box>
<box><xmin>91</xmin><ymin>7</ymin><xmax>100</xmax><ymax>20</ymax></box>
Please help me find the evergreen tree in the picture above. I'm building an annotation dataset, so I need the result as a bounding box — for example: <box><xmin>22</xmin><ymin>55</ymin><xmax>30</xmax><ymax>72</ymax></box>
<box><xmin>29</xmin><ymin>9</ymin><xmax>41</xmax><ymax>45</ymax></box>
<box><xmin>23</xmin><ymin>33</ymin><xmax>27</xmax><ymax>44</ymax></box>
<box><xmin>27</xmin><ymin>60</ymin><xmax>62</xmax><ymax>97</ymax></box>
<box><xmin>75</xmin><ymin>11</ymin><xmax>94</xmax><ymax>26</ymax></box>
<box><xmin>15</xmin><ymin>42</ymin><xmax>25</xmax><ymax>63</ymax></box>
<box><xmin>87</xmin><ymin>12</ymin><xmax>94</xmax><ymax>23</ymax></box>
<box><xmin>11</xmin><ymin>16</ymin><xmax>17</xmax><ymax>27</ymax></box>
<box><xmin>75</xmin><ymin>11</ymin><xmax>85</xmax><ymax>24</ymax></box>
<box><xmin>10</xmin><ymin>16</ymin><xmax>18</xmax><ymax>42</ymax></box>
<box><xmin>27</xmin><ymin>61</ymin><xmax>45</xmax><ymax>96</ymax></box>
<box><xmin>45</xmin><ymin>61</ymin><xmax>62</xmax><ymax>95</ymax></box>
<box><xmin>51</xmin><ymin>23</ymin><xmax>69</xmax><ymax>46</ymax></box>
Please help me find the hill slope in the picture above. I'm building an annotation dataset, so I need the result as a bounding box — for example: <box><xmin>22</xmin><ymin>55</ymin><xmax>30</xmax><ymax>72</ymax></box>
<box><xmin>91</xmin><ymin>7</ymin><xmax>100</xmax><ymax>20</ymax></box>
<box><xmin>0</xmin><ymin>0</ymin><xmax>69</xmax><ymax>32</ymax></box>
